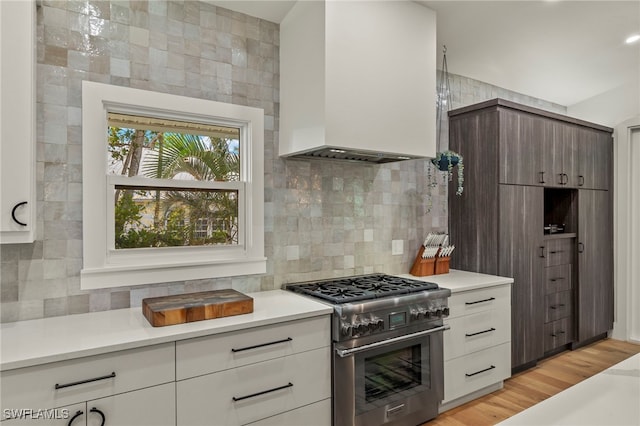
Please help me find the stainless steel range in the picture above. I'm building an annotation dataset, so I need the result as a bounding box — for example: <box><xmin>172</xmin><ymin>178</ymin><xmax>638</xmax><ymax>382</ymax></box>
<box><xmin>286</xmin><ymin>274</ymin><xmax>451</xmax><ymax>426</ymax></box>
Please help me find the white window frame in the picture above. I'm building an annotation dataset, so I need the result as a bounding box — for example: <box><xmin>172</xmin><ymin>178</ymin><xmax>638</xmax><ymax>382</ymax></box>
<box><xmin>81</xmin><ymin>81</ymin><xmax>265</xmax><ymax>290</ymax></box>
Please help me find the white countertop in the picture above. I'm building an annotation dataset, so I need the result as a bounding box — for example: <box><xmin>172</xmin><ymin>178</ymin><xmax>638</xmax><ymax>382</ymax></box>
<box><xmin>497</xmin><ymin>353</ymin><xmax>640</xmax><ymax>426</ymax></box>
<box><xmin>400</xmin><ymin>269</ymin><xmax>514</xmax><ymax>293</ymax></box>
<box><xmin>0</xmin><ymin>290</ymin><xmax>332</xmax><ymax>371</ymax></box>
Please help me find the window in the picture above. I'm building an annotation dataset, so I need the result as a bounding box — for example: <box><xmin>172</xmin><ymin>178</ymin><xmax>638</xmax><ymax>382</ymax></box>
<box><xmin>81</xmin><ymin>81</ymin><xmax>265</xmax><ymax>289</ymax></box>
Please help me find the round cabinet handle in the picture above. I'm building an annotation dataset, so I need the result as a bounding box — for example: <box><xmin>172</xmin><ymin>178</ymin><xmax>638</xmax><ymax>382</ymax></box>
<box><xmin>90</xmin><ymin>407</ymin><xmax>106</xmax><ymax>426</ymax></box>
<box><xmin>11</xmin><ymin>201</ymin><xmax>28</xmax><ymax>226</ymax></box>
<box><xmin>67</xmin><ymin>410</ymin><xmax>84</xmax><ymax>426</ymax></box>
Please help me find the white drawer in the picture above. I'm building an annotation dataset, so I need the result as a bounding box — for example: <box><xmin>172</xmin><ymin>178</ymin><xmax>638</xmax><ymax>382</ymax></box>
<box><xmin>443</xmin><ymin>342</ymin><xmax>511</xmax><ymax>403</ymax></box>
<box><xmin>447</xmin><ymin>285</ymin><xmax>510</xmax><ymax>319</ymax></box>
<box><xmin>0</xmin><ymin>343</ymin><xmax>175</xmax><ymax>411</ymax></box>
<box><xmin>177</xmin><ymin>346</ymin><xmax>331</xmax><ymax>426</ymax></box>
<box><xmin>246</xmin><ymin>399</ymin><xmax>331</xmax><ymax>426</ymax></box>
<box><xmin>176</xmin><ymin>316</ymin><xmax>330</xmax><ymax>380</ymax></box>
<box><xmin>444</xmin><ymin>307</ymin><xmax>511</xmax><ymax>361</ymax></box>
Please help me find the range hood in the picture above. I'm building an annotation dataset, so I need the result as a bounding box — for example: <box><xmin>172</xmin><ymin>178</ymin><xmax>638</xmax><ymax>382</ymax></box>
<box><xmin>279</xmin><ymin>0</ymin><xmax>437</xmax><ymax>163</ymax></box>
<box><xmin>287</xmin><ymin>146</ymin><xmax>420</xmax><ymax>164</ymax></box>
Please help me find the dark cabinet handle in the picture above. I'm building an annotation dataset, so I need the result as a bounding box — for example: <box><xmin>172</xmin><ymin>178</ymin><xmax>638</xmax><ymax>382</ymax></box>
<box><xmin>562</xmin><ymin>173</ymin><xmax>569</xmax><ymax>185</ymax></box>
<box><xmin>557</xmin><ymin>173</ymin><xmax>564</xmax><ymax>185</ymax></box>
<box><xmin>578</xmin><ymin>175</ymin><xmax>585</xmax><ymax>186</ymax></box>
<box><xmin>67</xmin><ymin>410</ymin><xmax>84</xmax><ymax>426</ymax></box>
<box><xmin>549</xmin><ymin>277</ymin><xmax>565</xmax><ymax>282</ymax></box>
<box><xmin>231</xmin><ymin>337</ymin><xmax>292</xmax><ymax>353</ymax></box>
<box><xmin>551</xmin><ymin>331</ymin><xmax>566</xmax><ymax>337</ymax></box>
<box><xmin>539</xmin><ymin>246</ymin><xmax>546</xmax><ymax>258</ymax></box>
<box><xmin>549</xmin><ymin>250</ymin><xmax>563</xmax><ymax>254</ymax></box>
<box><xmin>465</xmin><ymin>365</ymin><xmax>496</xmax><ymax>377</ymax></box>
<box><xmin>578</xmin><ymin>242</ymin><xmax>585</xmax><ymax>253</ymax></box>
<box><xmin>232</xmin><ymin>382</ymin><xmax>293</xmax><ymax>402</ymax></box>
<box><xmin>539</xmin><ymin>171</ymin><xmax>546</xmax><ymax>184</ymax></box>
<box><xmin>11</xmin><ymin>201</ymin><xmax>28</xmax><ymax>227</ymax></box>
<box><xmin>55</xmin><ymin>372</ymin><xmax>116</xmax><ymax>389</ymax></box>
<box><xmin>89</xmin><ymin>407</ymin><xmax>105</xmax><ymax>426</ymax></box>
<box><xmin>465</xmin><ymin>297</ymin><xmax>495</xmax><ymax>305</ymax></box>
<box><xmin>465</xmin><ymin>327</ymin><xmax>496</xmax><ymax>337</ymax></box>
<box><xmin>549</xmin><ymin>304</ymin><xmax>565</xmax><ymax>310</ymax></box>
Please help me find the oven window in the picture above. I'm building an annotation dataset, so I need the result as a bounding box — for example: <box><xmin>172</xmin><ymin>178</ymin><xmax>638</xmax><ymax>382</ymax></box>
<box><xmin>364</xmin><ymin>342</ymin><xmax>428</xmax><ymax>404</ymax></box>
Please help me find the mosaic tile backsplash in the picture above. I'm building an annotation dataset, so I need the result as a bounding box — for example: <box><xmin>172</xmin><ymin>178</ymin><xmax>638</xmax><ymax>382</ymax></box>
<box><xmin>0</xmin><ymin>1</ymin><xmax>566</xmax><ymax>322</ymax></box>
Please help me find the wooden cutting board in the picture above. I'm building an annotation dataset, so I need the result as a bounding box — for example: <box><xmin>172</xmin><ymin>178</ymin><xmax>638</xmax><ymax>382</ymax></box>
<box><xmin>142</xmin><ymin>289</ymin><xmax>253</xmax><ymax>327</ymax></box>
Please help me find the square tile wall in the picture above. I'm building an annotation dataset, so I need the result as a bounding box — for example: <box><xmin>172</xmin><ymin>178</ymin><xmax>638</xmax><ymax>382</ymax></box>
<box><xmin>0</xmin><ymin>1</ymin><xmax>566</xmax><ymax>322</ymax></box>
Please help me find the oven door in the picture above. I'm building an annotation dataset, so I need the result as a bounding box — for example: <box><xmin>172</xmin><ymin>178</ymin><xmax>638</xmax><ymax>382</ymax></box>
<box><xmin>333</xmin><ymin>325</ymin><xmax>447</xmax><ymax>426</ymax></box>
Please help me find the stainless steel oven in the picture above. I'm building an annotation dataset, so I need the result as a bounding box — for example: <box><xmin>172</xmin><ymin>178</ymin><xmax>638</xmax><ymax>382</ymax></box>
<box><xmin>334</xmin><ymin>325</ymin><xmax>446</xmax><ymax>426</ymax></box>
<box><xmin>285</xmin><ymin>274</ymin><xmax>451</xmax><ymax>426</ymax></box>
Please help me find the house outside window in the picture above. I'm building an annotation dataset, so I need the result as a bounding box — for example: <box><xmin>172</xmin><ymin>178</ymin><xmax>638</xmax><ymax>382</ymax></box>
<box><xmin>81</xmin><ymin>81</ymin><xmax>265</xmax><ymax>290</ymax></box>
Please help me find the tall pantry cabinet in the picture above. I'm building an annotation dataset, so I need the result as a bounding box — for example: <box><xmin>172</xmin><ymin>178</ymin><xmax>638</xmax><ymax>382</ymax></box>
<box><xmin>447</xmin><ymin>99</ymin><xmax>614</xmax><ymax>372</ymax></box>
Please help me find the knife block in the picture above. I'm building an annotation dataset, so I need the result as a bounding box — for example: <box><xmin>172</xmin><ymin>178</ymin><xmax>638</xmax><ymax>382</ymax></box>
<box><xmin>435</xmin><ymin>256</ymin><xmax>450</xmax><ymax>275</ymax></box>
<box><xmin>410</xmin><ymin>246</ymin><xmax>437</xmax><ymax>277</ymax></box>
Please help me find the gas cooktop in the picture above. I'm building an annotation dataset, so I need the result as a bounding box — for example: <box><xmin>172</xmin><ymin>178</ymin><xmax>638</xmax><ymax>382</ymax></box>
<box><xmin>285</xmin><ymin>274</ymin><xmax>439</xmax><ymax>304</ymax></box>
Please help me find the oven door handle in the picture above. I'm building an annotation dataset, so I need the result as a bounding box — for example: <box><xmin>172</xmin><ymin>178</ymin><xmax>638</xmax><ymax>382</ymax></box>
<box><xmin>335</xmin><ymin>325</ymin><xmax>450</xmax><ymax>358</ymax></box>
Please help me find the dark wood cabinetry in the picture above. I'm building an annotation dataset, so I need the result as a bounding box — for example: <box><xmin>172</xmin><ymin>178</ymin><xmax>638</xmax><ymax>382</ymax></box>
<box><xmin>448</xmin><ymin>99</ymin><xmax>613</xmax><ymax>372</ymax></box>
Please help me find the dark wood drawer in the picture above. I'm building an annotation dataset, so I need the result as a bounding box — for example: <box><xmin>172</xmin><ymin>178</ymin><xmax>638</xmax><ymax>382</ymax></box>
<box><xmin>545</xmin><ymin>291</ymin><xmax>572</xmax><ymax>323</ymax></box>
<box><xmin>544</xmin><ymin>264</ymin><xmax>572</xmax><ymax>295</ymax></box>
<box><xmin>543</xmin><ymin>239</ymin><xmax>573</xmax><ymax>267</ymax></box>
<box><xmin>544</xmin><ymin>318</ymin><xmax>573</xmax><ymax>352</ymax></box>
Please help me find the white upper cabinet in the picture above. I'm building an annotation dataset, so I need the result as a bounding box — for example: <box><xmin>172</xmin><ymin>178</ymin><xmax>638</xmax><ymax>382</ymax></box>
<box><xmin>0</xmin><ymin>0</ymin><xmax>35</xmax><ymax>244</ymax></box>
<box><xmin>279</xmin><ymin>0</ymin><xmax>436</xmax><ymax>162</ymax></box>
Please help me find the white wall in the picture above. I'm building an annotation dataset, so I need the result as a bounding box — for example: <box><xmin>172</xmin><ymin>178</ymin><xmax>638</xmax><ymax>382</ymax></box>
<box><xmin>568</xmin><ymin>80</ymin><xmax>640</xmax><ymax>128</ymax></box>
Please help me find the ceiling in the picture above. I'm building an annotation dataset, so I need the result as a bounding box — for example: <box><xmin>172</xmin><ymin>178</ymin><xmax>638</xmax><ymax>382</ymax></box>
<box><xmin>210</xmin><ymin>1</ymin><xmax>640</xmax><ymax>107</ymax></box>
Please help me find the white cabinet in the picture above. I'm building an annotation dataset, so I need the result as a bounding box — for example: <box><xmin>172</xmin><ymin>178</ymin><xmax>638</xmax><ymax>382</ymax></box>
<box><xmin>176</xmin><ymin>316</ymin><xmax>332</xmax><ymax>426</ymax></box>
<box><xmin>441</xmin><ymin>284</ymin><xmax>512</xmax><ymax>411</ymax></box>
<box><xmin>0</xmin><ymin>344</ymin><xmax>175</xmax><ymax>424</ymax></box>
<box><xmin>0</xmin><ymin>0</ymin><xmax>36</xmax><ymax>244</ymax></box>
<box><xmin>279</xmin><ymin>0</ymin><xmax>436</xmax><ymax>160</ymax></box>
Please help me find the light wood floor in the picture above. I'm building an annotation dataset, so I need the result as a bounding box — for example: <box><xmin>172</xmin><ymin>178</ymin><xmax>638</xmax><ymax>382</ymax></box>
<box><xmin>425</xmin><ymin>339</ymin><xmax>640</xmax><ymax>425</ymax></box>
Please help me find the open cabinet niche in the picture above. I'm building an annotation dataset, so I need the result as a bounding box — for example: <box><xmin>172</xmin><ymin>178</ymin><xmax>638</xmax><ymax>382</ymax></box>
<box><xmin>544</xmin><ymin>189</ymin><xmax>578</xmax><ymax>236</ymax></box>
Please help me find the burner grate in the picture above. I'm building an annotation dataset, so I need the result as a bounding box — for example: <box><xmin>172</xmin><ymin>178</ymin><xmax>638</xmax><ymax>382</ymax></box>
<box><xmin>286</xmin><ymin>274</ymin><xmax>440</xmax><ymax>304</ymax></box>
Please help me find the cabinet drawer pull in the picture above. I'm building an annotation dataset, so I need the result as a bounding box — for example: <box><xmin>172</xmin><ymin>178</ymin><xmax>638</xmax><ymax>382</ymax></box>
<box><xmin>465</xmin><ymin>365</ymin><xmax>496</xmax><ymax>377</ymax></box>
<box><xmin>465</xmin><ymin>297</ymin><xmax>495</xmax><ymax>305</ymax></box>
<box><xmin>551</xmin><ymin>331</ymin><xmax>566</xmax><ymax>337</ymax></box>
<box><xmin>231</xmin><ymin>337</ymin><xmax>293</xmax><ymax>353</ymax></box>
<box><xmin>67</xmin><ymin>410</ymin><xmax>84</xmax><ymax>426</ymax></box>
<box><xmin>549</xmin><ymin>304</ymin><xmax>566</xmax><ymax>310</ymax></box>
<box><xmin>549</xmin><ymin>250</ymin><xmax>564</xmax><ymax>254</ymax></box>
<box><xmin>539</xmin><ymin>246</ymin><xmax>546</xmax><ymax>258</ymax></box>
<box><xmin>539</xmin><ymin>171</ymin><xmax>546</xmax><ymax>184</ymax></box>
<box><xmin>89</xmin><ymin>407</ymin><xmax>105</xmax><ymax>426</ymax></box>
<box><xmin>11</xmin><ymin>201</ymin><xmax>28</xmax><ymax>227</ymax></box>
<box><xmin>55</xmin><ymin>372</ymin><xmax>116</xmax><ymax>390</ymax></box>
<box><xmin>549</xmin><ymin>277</ymin><xmax>565</xmax><ymax>282</ymax></box>
<box><xmin>232</xmin><ymin>382</ymin><xmax>293</xmax><ymax>402</ymax></box>
<box><xmin>465</xmin><ymin>327</ymin><xmax>496</xmax><ymax>337</ymax></box>
<box><xmin>578</xmin><ymin>242</ymin><xmax>585</xmax><ymax>253</ymax></box>
<box><xmin>578</xmin><ymin>175</ymin><xmax>585</xmax><ymax>186</ymax></box>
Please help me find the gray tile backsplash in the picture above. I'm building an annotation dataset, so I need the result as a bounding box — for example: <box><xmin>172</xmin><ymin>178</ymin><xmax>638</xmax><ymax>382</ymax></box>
<box><xmin>0</xmin><ymin>1</ymin><xmax>565</xmax><ymax>323</ymax></box>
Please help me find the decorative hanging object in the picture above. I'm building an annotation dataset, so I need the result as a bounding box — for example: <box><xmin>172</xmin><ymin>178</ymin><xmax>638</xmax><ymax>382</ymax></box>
<box><xmin>426</xmin><ymin>45</ymin><xmax>464</xmax><ymax>211</ymax></box>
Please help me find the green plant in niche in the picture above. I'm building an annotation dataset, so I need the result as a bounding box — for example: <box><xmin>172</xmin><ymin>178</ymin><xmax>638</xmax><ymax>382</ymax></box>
<box><xmin>431</xmin><ymin>150</ymin><xmax>464</xmax><ymax>196</ymax></box>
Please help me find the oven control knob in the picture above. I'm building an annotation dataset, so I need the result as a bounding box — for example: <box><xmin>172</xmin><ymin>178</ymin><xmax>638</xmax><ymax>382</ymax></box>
<box><xmin>355</xmin><ymin>322</ymin><xmax>367</xmax><ymax>334</ymax></box>
<box><xmin>442</xmin><ymin>307</ymin><xmax>450</xmax><ymax>317</ymax></box>
<box><xmin>410</xmin><ymin>309</ymin><xmax>420</xmax><ymax>320</ymax></box>
<box><xmin>341</xmin><ymin>324</ymin><xmax>352</xmax><ymax>336</ymax></box>
<box><xmin>375</xmin><ymin>318</ymin><xmax>385</xmax><ymax>330</ymax></box>
<box><xmin>425</xmin><ymin>310</ymin><xmax>433</xmax><ymax>319</ymax></box>
<box><xmin>435</xmin><ymin>308</ymin><xmax>443</xmax><ymax>318</ymax></box>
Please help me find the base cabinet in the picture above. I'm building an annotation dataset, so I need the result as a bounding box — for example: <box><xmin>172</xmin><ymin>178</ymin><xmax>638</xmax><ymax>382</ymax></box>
<box><xmin>175</xmin><ymin>316</ymin><xmax>332</xmax><ymax>426</ymax></box>
<box><xmin>0</xmin><ymin>344</ymin><xmax>175</xmax><ymax>425</ymax></box>
<box><xmin>441</xmin><ymin>284</ymin><xmax>511</xmax><ymax>408</ymax></box>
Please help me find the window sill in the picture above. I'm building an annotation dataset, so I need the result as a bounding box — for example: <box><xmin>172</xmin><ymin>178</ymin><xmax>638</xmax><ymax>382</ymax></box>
<box><xmin>80</xmin><ymin>258</ymin><xmax>267</xmax><ymax>290</ymax></box>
